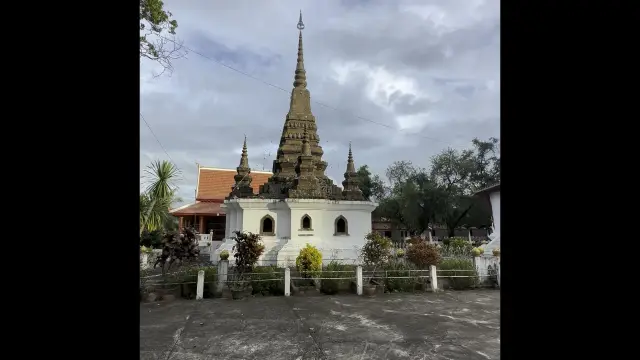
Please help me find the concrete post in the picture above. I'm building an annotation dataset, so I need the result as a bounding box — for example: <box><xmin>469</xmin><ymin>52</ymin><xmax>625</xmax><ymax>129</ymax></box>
<box><xmin>196</xmin><ymin>270</ymin><xmax>205</xmax><ymax>300</ymax></box>
<box><xmin>284</xmin><ymin>268</ymin><xmax>291</xmax><ymax>296</ymax></box>
<box><xmin>497</xmin><ymin>262</ymin><xmax>500</xmax><ymax>287</ymax></box>
<box><xmin>217</xmin><ymin>260</ymin><xmax>228</xmax><ymax>293</ymax></box>
<box><xmin>356</xmin><ymin>266</ymin><xmax>363</xmax><ymax>295</ymax></box>
<box><xmin>429</xmin><ymin>265</ymin><xmax>439</xmax><ymax>292</ymax></box>
<box><xmin>140</xmin><ymin>253</ymin><xmax>149</xmax><ymax>269</ymax></box>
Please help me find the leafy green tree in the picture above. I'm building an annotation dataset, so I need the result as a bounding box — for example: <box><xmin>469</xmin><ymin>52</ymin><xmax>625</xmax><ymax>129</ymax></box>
<box><xmin>140</xmin><ymin>0</ymin><xmax>186</xmax><ymax>76</ymax></box>
<box><xmin>356</xmin><ymin>165</ymin><xmax>387</xmax><ymax>201</ymax></box>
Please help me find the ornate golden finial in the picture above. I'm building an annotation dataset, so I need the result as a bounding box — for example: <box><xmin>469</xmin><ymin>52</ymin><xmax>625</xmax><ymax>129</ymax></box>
<box><xmin>293</xmin><ymin>11</ymin><xmax>307</xmax><ymax>89</ymax></box>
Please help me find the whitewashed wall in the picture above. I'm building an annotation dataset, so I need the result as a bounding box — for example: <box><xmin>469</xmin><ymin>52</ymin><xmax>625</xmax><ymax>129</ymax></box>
<box><xmin>212</xmin><ymin>198</ymin><xmax>377</xmax><ymax>266</ymax></box>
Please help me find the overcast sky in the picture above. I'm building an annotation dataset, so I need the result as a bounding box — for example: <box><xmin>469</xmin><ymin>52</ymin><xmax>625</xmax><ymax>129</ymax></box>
<box><xmin>140</xmin><ymin>0</ymin><xmax>500</xmax><ymax>205</ymax></box>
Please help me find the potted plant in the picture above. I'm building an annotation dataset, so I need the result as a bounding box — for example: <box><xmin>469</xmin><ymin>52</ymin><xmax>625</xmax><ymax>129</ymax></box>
<box><xmin>493</xmin><ymin>247</ymin><xmax>500</xmax><ymax>257</ymax></box>
<box><xmin>471</xmin><ymin>247</ymin><xmax>484</xmax><ymax>257</ymax></box>
<box><xmin>228</xmin><ymin>274</ymin><xmax>250</xmax><ymax>300</ymax></box>
<box><xmin>220</xmin><ymin>250</ymin><xmax>230</xmax><ymax>261</ymax></box>
<box><xmin>230</xmin><ymin>231</ymin><xmax>265</xmax><ymax>300</ymax></box>
<box><xmin>361</xmin><ymin>232</ymin><xmax>392</xmax><ymax>296</ymax></box>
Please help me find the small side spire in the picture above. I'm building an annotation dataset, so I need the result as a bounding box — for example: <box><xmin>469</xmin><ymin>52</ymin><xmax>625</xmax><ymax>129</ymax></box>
<box><xmin>342</xmin><ymin>142</ymin><xmax>364</xmax><ymax>200</ymax></box>
<box><xmin>346</xmin><ymin>142</ymin><xmax>355</xmax><ymax>173</ymax></box>
<box><xmin>230</xmin><ymin>136</ymin><xmax>253</xmax><ymax>198</ymax></box>
<box><xmin>239</xmin><ymin>135</ymin><xmax>249</xmax><ymax>168</ymax></box>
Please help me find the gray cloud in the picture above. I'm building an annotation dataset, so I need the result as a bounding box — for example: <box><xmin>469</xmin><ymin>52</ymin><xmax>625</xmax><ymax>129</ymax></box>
<box><xmin>140</xmin><ymin>0</ymin><xmax>500</xmax><ymax>205</ymax></box>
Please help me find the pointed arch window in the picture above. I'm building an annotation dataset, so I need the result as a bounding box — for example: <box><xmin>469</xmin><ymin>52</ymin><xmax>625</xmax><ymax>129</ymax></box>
<box><xmin>260</xmin><ymin>215</ymin><xmax>275</xmax><ymax>236</ymax></box>
<box><xmin>301</xmin><ymin>214</ymin><xmax>312</xmax><ymax>230</ymax></box>
<box><xmin>334</xmin><ymin>216</ymin><xmax>349</xmax><ymax>236</ymax></box>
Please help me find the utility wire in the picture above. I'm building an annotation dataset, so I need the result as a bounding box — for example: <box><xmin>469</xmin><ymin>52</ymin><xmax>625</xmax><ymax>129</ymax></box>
<box><xmin>140</xmin><ymin>112</ymin><xmax>176</xmax><ymax>165</ymax></box>
<box><xmin>156</xmin><ymin>35</ymin><xmax>465</xmax><ymax>145</ymax></box>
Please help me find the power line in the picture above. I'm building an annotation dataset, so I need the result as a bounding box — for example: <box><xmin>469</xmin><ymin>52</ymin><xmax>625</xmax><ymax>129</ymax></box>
<box><xmin>157</xmin><ymin>35</ymin><xmax>460</xmax><ymax>145</ymax></box>
<box><xmin>140</xmin><ymin>112</ymin><xmax>176</xmax><ymax>165</ymax></box>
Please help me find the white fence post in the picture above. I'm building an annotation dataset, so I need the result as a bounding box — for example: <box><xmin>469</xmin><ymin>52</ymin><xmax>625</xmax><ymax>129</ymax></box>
<box><xmin>284</xmin><ymin>268</ymin><xmax>291</xmax><ymax>296</ymax></box>
<box><xmin>196</xmin><ymin>270</ymin><xmax>205</xmax><ymax>300</ymax></box>
<box><xmin>497</xmin><ymin>262</ymin><xmax>500</xmax><ymax>287</ymax></box>
<box><xmin>140</xmin><ymin>253</ymin><xmax>149</xmax><ymax>269</ymax></box>
<box><xmin>356</xmin><ymin>266</ymin><xmax>363</xmax><ymax>295</ymax></box>
<box><xmin>430</xmin><ymin>265</ymin><xmax>439</xmax><ymax>292</ymax></box>
<box><xmin>217</xmin><ymin>260</ymin><xmax>228</xmax><ymax>294</ymax></box>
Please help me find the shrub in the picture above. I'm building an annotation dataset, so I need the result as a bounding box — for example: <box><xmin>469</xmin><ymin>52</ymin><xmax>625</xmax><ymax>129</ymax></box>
<box><xmin>449</xmin><ymin>237</ymin><xmax>470</xmax><ymax>249</ymax></box>
<box><xmin>153</xmin><ymin>227</ymin><xmax>200</xmax><ymax>274</ymax></box>
<box><xmin>406</xmin><ymin>242</ymin><xmax>442</xmax><ymax>269</ymax></box>
<box><xmin>140</xmin><ymin>229</ymin><xmax>163</xmax><ymax>248</ymax></box>
<box><xmin>219</xmin><ymin>250</ymin><xmax>229</xmax><ymax>260</ymax></box>
<box><xmin>471</xmin><ymin>247</ymin><xmax>484</xmax><ymax>257</ymax></box>
<box><xmin>296</xmin><ymin>244</ymin><xmax>322</xmax><ymax>278</ymax></box>
<box><xmin>249</xmin><ymin>266</ymin><xmax>284</xmax><ymax>295</ymax></box>
<box><xmin>396</xmin><ymin>249</ymin><xmax>405</xmax><ymax>258</ymax></box>
<box><xmin>442</xmin><ymin>238</ymin><xmax>451</xmax><ymax>246</ymax></box>
<box><xmin>438</xmin><ymin>258</ymin><xmax>478</xmax><ymax>290</ymax></box>
<box><xmin>232</xmin><ymin>231</ymin><xmax>265</xmax><ymax>274</ymax></box>
<box><xmin>361</xmin><ymin>232</ymin><xmax>392</xmax><ymax>267</ymax></box>
<box><xmin>320</xmin><ymin>261</ymin><xmax>355</xmax><ymax>295</ymax></box>
<box><xmin>384</xmin><ymin>260</ymin><xmax>420</xmax><ymax>293</ymax></box>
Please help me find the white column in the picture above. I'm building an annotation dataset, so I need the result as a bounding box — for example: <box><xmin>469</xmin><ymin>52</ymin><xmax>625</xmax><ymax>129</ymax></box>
<box><xmin>430</xmin><ymin>265</ymin><xmax>439</xmax><ymax>292</ymax></box>
<box><xmin>225</xmin><ymin>209</ymin><xmax>232</xmax><ymax>238</ymax></box>
<box><xmin>217</xmin><ymin>260</ymin><xmax>229</xmax><ymax>294</ymax></box>
<box><xmin>196</xmin><ymin>270</ymin><xmax>205</xmax><ymax>300</ymax></box>
<box><xmin>284</xmin><ymin>268</ymin><xmax>291</xmax><ymax>296</ymax></box>
<box><xmin>356</xmin><ymin>266</ymin><xmax>363</xmax><ymax>295</ymax></box>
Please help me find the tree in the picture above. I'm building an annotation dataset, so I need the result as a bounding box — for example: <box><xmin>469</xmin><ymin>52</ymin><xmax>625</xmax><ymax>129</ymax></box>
<box><xmin>140</xmin><ymin>0</ymin><xmax>187</xmax><ymax>76</ymax></box>
<box><xmin>356</xmin><ymin>165</ymin><xmax>387</xmax><ymax>201</ymax></box>
<box><xmin>140</xmin><ymin>160</ymin><xmax>181</xmax><ymax>236</ymax></box>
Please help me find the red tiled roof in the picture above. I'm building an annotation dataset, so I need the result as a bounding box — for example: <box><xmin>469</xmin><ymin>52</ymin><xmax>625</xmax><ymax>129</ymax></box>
<box><xmin>196</xmin><ymin>167</ymin><xmax>273</xmax><ymax>201</ymax></box>
<box><xmin>171</xmin><ymin>201</ymin><xmax>224</xmax><ymax>216</ymax></box>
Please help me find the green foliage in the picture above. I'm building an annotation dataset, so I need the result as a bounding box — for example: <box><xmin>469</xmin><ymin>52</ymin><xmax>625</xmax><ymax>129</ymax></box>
<box><xmin>320</xmin><ymin>261</ymin><xmax>355</xmax><ymax>295</ymax></box>
<box><xmin>373</xmin><ymin>138</ymin><xmax>499</xmax><ymax>235</ymax></box>
<box><xmin>383</xmin><ymin>260</ymin><xmax>420</xmax><ymax>292</ymax></box>
<box><xmin>249</xmin><ymin>266</ymin><xmax>284</xmax><ymax>295</ymax></box>
<box><xmin>438</xmin><ymin>258</ymin><xmax>478</xmax><ymax>290</ymax></box>
<box><xmin>471</xmin><ymin>247</ymin><xmax>484</xmax><ymax>257</ymax></box>
<box><xmin>296</xmin><ymin>244</ymin><xmax>323</xmax><ymax>278</ymax></box>
<box><xmin>140</xmin><ymin>0</ymin><xmax>185</xmax><ymax>74</ymax></box>
<box><xmin>232</xmin><ymin>231</ymin><xmax>265</xmax><ymax>273</ymax></box>
<box><xmin>361</xmin><ymin>232</ymin><xmax>392</xmax><ymax>266</ymax></box>
<box><xmin>153</xmin><ymin>227</ymin><xmax>200</xmax><ymax>274</ymax></box>
<box><xmin>357</xmin><ymin>165</ymin><xmax>387</xmax><ymax>201</ymax></box>
<box><xmin>182</xmin><ymin>266</ymin><xmax>217</xmax><ymax>282</ymax></box>
<box><xmin>406</xmin><ymin>240</ymin><xmax>442</xmax><ymax>268</ymax></box>
<box><xmin>140</xmin><ymin>229</ymin><xmax>163</xmax><ymax>248</ymax></box>
<box><xmin>219</xmin><ymin>250</ymin><xmax>229</xmax><ymax>260</ymax></box>
<box><xmin>440</xmin><ymin>238</ymin><xmax>474</xmax><ymax>258</ymax></box>
<box><xmin>140</xmin><ymin>160</ymin><xmax>181</xmax><ymax>235</ymax></box>
<box><xmin>140</xmin><ymin>245</ymin><xmax>153</xmax><ymax>254</ymax></box>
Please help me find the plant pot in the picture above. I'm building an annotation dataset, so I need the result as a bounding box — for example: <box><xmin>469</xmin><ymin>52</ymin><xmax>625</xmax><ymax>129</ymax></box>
<box><xmin>231</xmin><ymin>290</ymin><xmax>245</xmax><ymax>300</ymax></box>
<box><xmin>363</xmin><ymin>285</ymin><xmax>377</xmax><ymax>297</ymax></box>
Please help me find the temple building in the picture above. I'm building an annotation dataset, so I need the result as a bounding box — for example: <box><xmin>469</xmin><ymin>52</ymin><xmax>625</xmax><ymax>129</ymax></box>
<box><xmin>212</xmin><ymin>13</ymin><xmax>377</xmax><ymax>265</ymax></box>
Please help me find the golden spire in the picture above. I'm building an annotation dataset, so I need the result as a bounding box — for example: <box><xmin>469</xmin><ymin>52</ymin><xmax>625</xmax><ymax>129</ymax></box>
<box><xmin>293</xmin><ymin>10</ymin><xmax>307</xmax><ymax>89</ymax></box>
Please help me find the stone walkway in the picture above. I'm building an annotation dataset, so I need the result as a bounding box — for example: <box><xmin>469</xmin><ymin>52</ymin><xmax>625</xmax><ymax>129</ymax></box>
<box><xmin>140</xmin><ymin>290</ymin><xmax>500</xmax><ymax>360</ymax></box>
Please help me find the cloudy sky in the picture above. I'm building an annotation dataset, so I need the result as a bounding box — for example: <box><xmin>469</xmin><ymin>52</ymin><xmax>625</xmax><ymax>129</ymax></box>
<box><xmin>140</xmin><ymin>0</ymin><xmax>500</xmax><ymax>205</ymax></box>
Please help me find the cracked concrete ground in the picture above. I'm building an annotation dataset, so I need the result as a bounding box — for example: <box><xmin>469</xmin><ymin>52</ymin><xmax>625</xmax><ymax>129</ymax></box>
<box><xmin>140</xmin><ymin>290</ymin><xmax>500</xmax><ymax>360</ymax></box>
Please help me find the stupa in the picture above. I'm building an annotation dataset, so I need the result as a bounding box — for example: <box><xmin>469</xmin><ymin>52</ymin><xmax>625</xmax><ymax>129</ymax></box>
<box><xmin>212</xmin><ymin>12</ymin><xmax>378</xmax><ymax>266</ymax></box>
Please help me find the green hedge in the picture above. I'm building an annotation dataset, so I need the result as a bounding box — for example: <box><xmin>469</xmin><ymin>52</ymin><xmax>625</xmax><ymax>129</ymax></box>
<box><xmin>249</xmin><ymin>266</ymin><xmax>284</xmax><ymax>295</ymax></box>
<box><xmin>320</xmin><ymin>262</ymin><xmax>356</xmax><ymax>295</ymax></box>
<box><xmin>438</xmin><ymin>259</ymin><xmax>477</xmax><ymax>290</ymax></box>
<box><xmin>383</xmin><ymin>261</ymin><xmax>422</xmax><ymax>292</ymax></box>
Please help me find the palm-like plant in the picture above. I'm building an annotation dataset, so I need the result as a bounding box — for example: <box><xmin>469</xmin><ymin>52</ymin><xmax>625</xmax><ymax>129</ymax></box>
<box><xmin>140</xmin><ymin>160</ymin><xmax>181</xmax><ymax>236</ymax></box>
